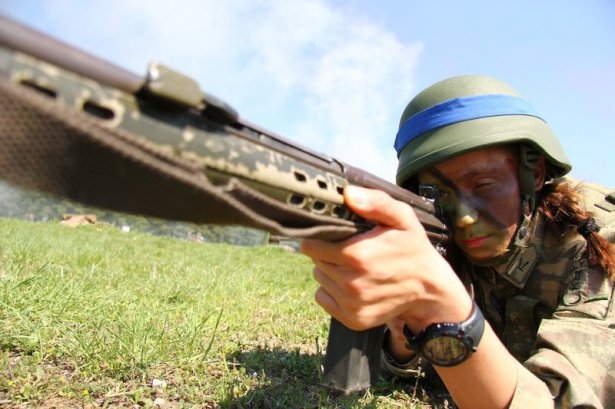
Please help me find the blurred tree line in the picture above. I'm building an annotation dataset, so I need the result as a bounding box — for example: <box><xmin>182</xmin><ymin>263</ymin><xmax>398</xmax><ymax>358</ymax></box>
<box><xmin>0</xmin><ymin>181</ymin><xmax>269</xmax><ymax>246</ymax></box>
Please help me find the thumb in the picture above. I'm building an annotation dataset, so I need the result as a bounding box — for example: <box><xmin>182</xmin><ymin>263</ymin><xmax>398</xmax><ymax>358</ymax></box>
<box><xmin>344</xmin><ymin>185</ymin><xmax>418</xmax><ymax>230</ymax></box>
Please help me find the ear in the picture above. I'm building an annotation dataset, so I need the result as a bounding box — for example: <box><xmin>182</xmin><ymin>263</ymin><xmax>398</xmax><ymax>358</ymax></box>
<box><xmin>534</xmin><ymin>155</ymin><xmax>546</xmax><ymax>192</ymax></box>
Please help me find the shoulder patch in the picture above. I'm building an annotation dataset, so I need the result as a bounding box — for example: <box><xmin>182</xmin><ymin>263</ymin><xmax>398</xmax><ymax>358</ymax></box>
<box><xmin>556</xmin><ymin>266</ymin><xmax>614</xmax><ymax>320</ymax></box>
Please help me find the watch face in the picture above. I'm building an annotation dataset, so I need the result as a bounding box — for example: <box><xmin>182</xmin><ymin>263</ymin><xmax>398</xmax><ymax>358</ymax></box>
<box><xmin>422</xmin><ymin>334</ymin><xmax>469</xmax><ymax>367</ymax></box>
<box><xmin>403</xmin><ymin>304</ymin><xmax>485</xmax><ymax>367</ymax></box>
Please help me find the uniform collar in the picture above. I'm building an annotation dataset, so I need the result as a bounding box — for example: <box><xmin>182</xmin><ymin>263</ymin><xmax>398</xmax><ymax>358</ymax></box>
<box><xmin>471</xmin><ymin>211</ymin><xmax>544</xmax><ymax>288</ymax></box>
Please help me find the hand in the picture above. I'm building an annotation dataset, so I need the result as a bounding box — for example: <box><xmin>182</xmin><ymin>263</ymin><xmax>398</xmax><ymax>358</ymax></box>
<box><xmin>301</xmin><ymin>186</ymin><xmax>472</xmax><ymax>332</ymax></box>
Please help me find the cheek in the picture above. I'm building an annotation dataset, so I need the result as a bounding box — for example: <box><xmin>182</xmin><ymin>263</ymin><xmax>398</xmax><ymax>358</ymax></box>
<box><xmin>485</xmin><ymin>195</ymin><xmax>520</xmax><ymax>228</ymax></box>
<box><xmin>473</xmin><ymin>181</ymin><xmax>521</xmax><ymax>229</ymax></box>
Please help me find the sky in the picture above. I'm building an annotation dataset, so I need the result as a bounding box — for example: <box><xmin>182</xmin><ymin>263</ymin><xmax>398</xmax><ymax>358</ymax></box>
<box><xmin>1</xmin><ymin>1</ymin><xmax>613</xmax><ymax>188</ymax></box>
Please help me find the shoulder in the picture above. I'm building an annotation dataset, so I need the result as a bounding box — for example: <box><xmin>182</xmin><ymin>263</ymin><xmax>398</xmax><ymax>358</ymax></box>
<box><xmin>536</xmin><ymin>178</ymin><xmax>615</xmax><ymax>320</ymax></box>
<box><xmin>554</xmin><ymin>177</ymin><xmax>615</xmax><ymax>242</ymax></box>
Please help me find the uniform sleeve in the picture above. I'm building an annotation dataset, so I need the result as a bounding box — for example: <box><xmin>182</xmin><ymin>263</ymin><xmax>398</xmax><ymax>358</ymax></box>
<box><xmin>517</xmin><ymin>317</ymin><xmax>615</xmax><ymax>408</ymax></box>
<box><xmin>508</xmin><ymin>361</ymin><xmax>554</xmax><ymax>408</ymax></box>
<box><xmin>380</xmin><ymin>328</ymin><xmax>424</xmax><ymax>377</ymax></box>
<box><xmin>512</xmin><ymin>264</ymin><xmax>615</xmax><ymax>408</ymax></box>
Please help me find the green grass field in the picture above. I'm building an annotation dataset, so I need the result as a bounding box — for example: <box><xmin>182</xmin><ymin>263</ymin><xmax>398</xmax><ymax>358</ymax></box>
<box><xmin>0</xmin><ymin>217</ymin><xmax>448</xmax><ymax>408</ymax></box>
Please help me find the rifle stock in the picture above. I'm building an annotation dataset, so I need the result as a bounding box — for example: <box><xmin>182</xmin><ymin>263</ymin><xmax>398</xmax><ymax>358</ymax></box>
<box><xmin>0</xmin><ymin>15</ymin><xmax>448</xmax><ymax>393</ymax></box>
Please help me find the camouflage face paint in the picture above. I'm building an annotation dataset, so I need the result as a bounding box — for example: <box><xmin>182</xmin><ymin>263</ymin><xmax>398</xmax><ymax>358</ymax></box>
<box><xmin>418</xmin><ymin>147</ymin><xmax>522</xmax><ymax>262</ymax></box>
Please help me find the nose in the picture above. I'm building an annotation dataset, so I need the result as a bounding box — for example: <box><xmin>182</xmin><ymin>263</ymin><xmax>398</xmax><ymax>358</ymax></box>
<box><xmin>454</xmin><ymin>200</ymin><xmax>479</xmax><ymax>228</ymax></box>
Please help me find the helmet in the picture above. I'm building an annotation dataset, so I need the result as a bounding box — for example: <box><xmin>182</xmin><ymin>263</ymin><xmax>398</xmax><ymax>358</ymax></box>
<box><xmin>394</xmin><ymin>75</ymin><xmax>571</xmax><ymax>187</ymax></box>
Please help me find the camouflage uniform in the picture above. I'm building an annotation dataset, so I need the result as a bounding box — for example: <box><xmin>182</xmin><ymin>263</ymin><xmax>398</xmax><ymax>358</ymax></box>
<box><xmin>383</xmin><ymin>179</ymin><xmax>615</xmax><ymax>408</ymax></box>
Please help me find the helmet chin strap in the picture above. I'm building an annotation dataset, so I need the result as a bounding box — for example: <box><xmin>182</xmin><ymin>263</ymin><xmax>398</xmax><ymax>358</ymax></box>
<box><xmin>518</xmin><ymin>144</ymin><xmax>540</xmax><ymax>215</ymax></box>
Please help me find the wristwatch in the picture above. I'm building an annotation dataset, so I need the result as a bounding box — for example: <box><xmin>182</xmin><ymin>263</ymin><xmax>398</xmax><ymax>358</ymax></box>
<box><xmin>403</xmin><ymin>302</ymin><xmax>485</xmax><ymax>367</ymax></box>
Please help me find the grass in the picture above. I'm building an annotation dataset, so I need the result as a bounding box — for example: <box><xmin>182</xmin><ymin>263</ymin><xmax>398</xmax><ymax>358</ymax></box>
<box><xmin>0</xmin><ymin>217</ymin><xmax>450</xmax><ymax>408</ymax></box>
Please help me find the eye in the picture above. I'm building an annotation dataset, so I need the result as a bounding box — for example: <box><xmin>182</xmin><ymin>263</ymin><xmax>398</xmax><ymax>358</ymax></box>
<box><xmin>473</xmin><ymin>181</ymin><xmax>499</xmax><ymax>198</ymax></box>
<box><xmin>474</xmin><ymin>181</ymin><xmax>494</xmax><ymax>191</ymax></box>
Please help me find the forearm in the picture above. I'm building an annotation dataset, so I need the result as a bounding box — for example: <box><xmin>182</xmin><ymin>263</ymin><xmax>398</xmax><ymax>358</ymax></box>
<box><xmin>389</xmin><ymin>308</ymin><xmax>522</xmax><ymax>408</ymax></box>
<box><xmin>385</xmin><ymin>319</ymin><xmax>553</xmax><ymax>409</ymax></box>
<box><xmin>382</xmin><ymin>281</ymin><xmax>521</xmax><ymax>407</ymax></box>
<box><xmin>384</xmin><ymin>290</ymin><xmax>521</xmax><ymax>408</ymax></box>
<box><xmin>433</xmin><ymin>323</ymin><xmax>519</xmax><ymax>409</ymax></box>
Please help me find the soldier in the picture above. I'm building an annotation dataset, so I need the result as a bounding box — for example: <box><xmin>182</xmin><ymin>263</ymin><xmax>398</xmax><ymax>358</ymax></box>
<box><xmin>301</xmin><ymin>75</ymin><xmax>615</xmax><ymax>408</ymax></box>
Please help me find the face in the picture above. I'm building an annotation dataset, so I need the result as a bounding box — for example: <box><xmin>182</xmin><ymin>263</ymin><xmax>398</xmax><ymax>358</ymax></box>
<box><xmin>418</xmin><ymin>146</ymin><xmax>521</xmax><ymax>262</ymax></box>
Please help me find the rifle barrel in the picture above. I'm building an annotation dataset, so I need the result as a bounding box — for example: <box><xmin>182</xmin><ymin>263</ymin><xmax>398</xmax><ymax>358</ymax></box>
<box><xmin>0</xmin><ymin>14</ymin><xmax>144</xmax><ymax>93</ymax></box>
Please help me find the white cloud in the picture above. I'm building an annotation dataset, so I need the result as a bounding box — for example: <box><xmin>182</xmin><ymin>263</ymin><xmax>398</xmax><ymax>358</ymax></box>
<box><xmin>215</xmin><ymin>0</ymin><xmax>424</xmax><ymax>181</ymax></box>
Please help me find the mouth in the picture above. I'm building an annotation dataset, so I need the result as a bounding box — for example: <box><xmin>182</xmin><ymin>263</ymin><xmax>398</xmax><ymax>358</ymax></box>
<box><xmin>460</xmin><ymin>236</ymin><xmax>490</xmax><ymax>249</ymax></box>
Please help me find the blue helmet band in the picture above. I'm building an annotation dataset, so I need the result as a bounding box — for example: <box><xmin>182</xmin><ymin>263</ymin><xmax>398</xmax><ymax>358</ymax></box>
<box><xmin>394</xmin><ymin>94</ymin><xmax>544</xmax><ymax>156</ymax></box>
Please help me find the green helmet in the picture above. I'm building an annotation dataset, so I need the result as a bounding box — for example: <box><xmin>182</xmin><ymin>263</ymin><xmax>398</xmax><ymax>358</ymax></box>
<box><xmin>394</xmin><ymin>75</ymin><xmax>571</xmax><ymax>188</ymax></box>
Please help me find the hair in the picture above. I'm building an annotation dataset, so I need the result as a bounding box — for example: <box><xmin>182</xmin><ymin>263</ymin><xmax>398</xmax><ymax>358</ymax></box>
<box><xmin>538</xmin><ymin>181</ymin><xmax>615</xmax><ymax>280</ymax></box>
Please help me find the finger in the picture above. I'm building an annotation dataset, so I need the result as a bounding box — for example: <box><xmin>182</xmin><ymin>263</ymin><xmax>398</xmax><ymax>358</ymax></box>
<box><xmin>300</xmin><ymin>238</ymin><xmax>346</xmax><ymax>264</ymax></box>
<box><xmin>313</xmin><ymin>266</ymin><xmax>368</xmax><ymax>326</ymax></box>
<box><xmin>315</xmin><ymin>286</ymin><xmax>377</xmax><ymax>331</ymax></box>
<box><xmin>314</xmin><ymin>286</ymin><xmax>341</xmax><ymax>318</ymax></box>
<box><xmin>312</xmin><ymin>264</ymin><xmax>341</xmax><ymax>293</ymax></box>
<box><xmin>344</xmin><ymin>186</ymin><xmax>421</xmax><ymax>231</ymax></box>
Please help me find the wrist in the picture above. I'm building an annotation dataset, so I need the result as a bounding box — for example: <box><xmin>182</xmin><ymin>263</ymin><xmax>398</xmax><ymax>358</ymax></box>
<box><xmin>400</xmin><ymin>263</ymin><xmax>474</xmax><ymax>334</ymax></box>
<box><xmin>401</xmin><ymin>294</ymin><xmax>474</xmax><ymax>337</ymax></box>
<box><xmin>403</xmin><ymin>301</ymin><xmax>485</xmax><ymax>367</ymax></box>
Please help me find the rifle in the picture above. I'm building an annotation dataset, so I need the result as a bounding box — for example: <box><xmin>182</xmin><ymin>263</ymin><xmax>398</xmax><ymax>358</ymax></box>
<box><xmin>0</xmin><ymin>15</ymin><xmax>448</xmax><ymax>393</ymax></box>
